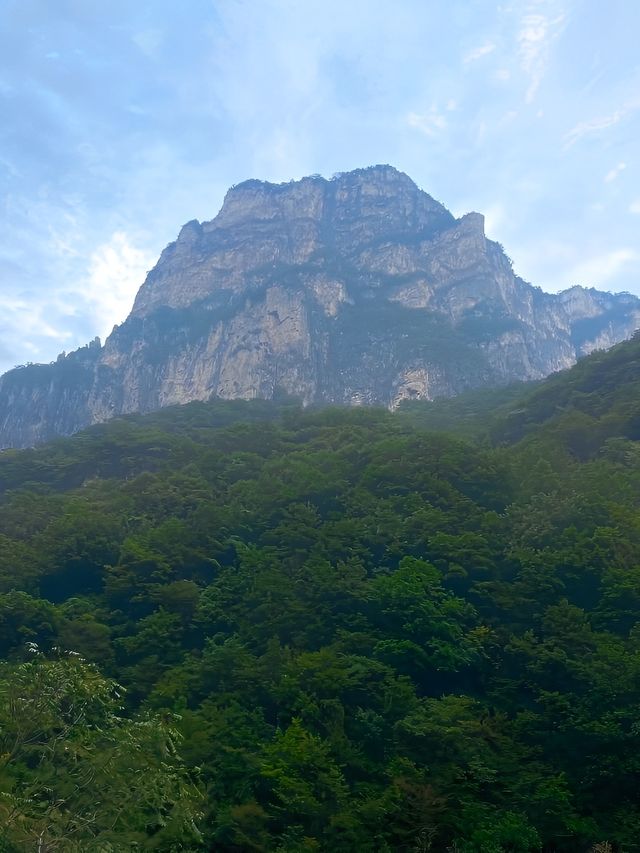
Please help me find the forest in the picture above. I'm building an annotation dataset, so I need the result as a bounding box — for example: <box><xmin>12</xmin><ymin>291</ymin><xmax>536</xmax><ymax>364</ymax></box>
<box><xmin>1</xmin><ymin>335</ymin><xmax>640</xmax><ymax>851</ymax></box>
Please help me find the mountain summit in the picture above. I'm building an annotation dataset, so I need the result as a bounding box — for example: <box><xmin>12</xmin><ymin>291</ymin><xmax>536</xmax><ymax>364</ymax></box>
<box><xmin>1</xmin><ymin>165</ymin><xmax>639</xmax><ymax>448</ymax></box>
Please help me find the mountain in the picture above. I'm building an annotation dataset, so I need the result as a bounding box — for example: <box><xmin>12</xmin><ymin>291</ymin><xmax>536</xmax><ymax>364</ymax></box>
<box><xmin>2</xmin><ymin>164</ymin><xmax>639</xmax><ymax>449</ymax></box>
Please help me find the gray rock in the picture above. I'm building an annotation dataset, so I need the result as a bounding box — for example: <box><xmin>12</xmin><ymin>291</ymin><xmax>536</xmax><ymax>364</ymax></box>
<box><xmin>1</xmin><ymin>165</ymin><xmax>639</xmax><ymax>448</ymax></box>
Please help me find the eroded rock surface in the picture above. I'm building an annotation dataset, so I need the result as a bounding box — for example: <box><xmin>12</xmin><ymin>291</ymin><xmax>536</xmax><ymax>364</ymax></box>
<box><xmin>2</xmin><ymin>165</ymin><xmax>639</xmax><ymax>448</ymax></box>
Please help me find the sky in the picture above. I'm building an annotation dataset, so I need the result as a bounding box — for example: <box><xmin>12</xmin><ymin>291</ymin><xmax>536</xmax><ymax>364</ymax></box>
<box><xmin>1</xmin><ymin>0</ymin><xmax>639</xmax><ymax>375</ymax></box>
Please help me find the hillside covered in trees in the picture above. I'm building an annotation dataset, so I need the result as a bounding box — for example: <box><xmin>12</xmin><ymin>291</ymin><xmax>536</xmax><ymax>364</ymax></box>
<box><xmin>1</xmin><ymin>336</ymin><xmax>640</xmax><ymax>851</ymax></box>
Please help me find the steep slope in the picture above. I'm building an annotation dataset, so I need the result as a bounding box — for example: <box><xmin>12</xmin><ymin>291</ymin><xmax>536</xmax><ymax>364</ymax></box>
<box><xmin>401</xmin><ymin>331</ymin><xmax>640</xmax><ymax>455</ymax></box>
<box><xmin>1</xmin><ymin>164</ymin><xmax>639</xmax><ymax>449</ymax></box>
<box><xmin>489</xmin><ymin>330</ymin><xmax>640</xmax><ymax>451</ymax></box>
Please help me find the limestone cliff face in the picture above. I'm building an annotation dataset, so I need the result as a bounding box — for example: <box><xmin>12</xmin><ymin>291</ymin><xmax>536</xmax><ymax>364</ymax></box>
<box><xmin>1</xmin><ymin>165</ymin><xmax>639</xmax><ymax>448</ymax></box>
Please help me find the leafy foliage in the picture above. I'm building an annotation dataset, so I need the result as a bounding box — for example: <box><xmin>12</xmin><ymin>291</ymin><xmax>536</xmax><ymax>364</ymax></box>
<box><xmin>0</xmin><ymin>651</ymin><xmax>201</xmax><ymax>851</ymax></box>
<box><xmin>1</xmin><ymin>337</ymin><xmax>640</xmax><ymax>849</ymax></box>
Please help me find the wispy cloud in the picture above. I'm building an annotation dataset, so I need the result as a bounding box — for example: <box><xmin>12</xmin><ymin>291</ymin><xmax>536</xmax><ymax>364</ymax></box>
<box><xmin>564</xmin><ymin>98</ymin><xmax>640</xmax><ymax>148</ymax></box>
<box><xmin>517</xmin><ymin>4</ymin><xmax>567</xmax><ymax>103</ymax></box>
<box><xmin>0</xmin><ymin>297</ymin><xmax>70</xmax><ymax>342</ymax></box>
<box><xmin>0</xmin><ymin>228</ymin><xmax>153</xmax><ymax>374</ymax></box>
<box><xmin>569</xmin><ymin>248</ymin><xmax>639</xmax><ymax>287</ymax></box>
<box><xmin>0</xmin><ymin>293</ymin><xmax>74</xmax><ymax>372</ymax></box>
<box><xmin>508</xmin><ymin>237</ymin><xmax>640</xmax><ymax>295</ymax></box>
<box><xmin>604</xmin><ymin>162</ymin><xmax>626</xmax><ymax>183</ymax></box>
<box><xmin>407</xmin><ymin>106</ymin><xmax>449</xmax><ymax>138</ymax></box>
<box><xmin>464</xmin><ymin>42</ymin><xmax>496</xmax><ymax>63</ymax></box>
<box><xmin>1</xmin><ymin>0</ymin><xmax>640</xmax><ymax>374</ymax></box>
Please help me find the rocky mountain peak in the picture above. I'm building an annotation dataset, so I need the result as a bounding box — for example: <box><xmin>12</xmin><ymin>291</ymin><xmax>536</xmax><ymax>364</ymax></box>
<box><xmin>213</xmin><ymin>163</ymin><xmax>447</xmax><ymax>229</ymax></box>
<box><xmin>131</xmin><ymin>166</ymin><xmax>456</xmax><ymax>319</ymax></box>
<box><xmin>175</xmin><ymin>219</ymin><xmax>203</xmax><ymax>244</ymax></box>
<box><xmin>458</xmin><ymin>211</ymin><xmax>485</xmax><ymax>234</ymax></box>
<box><xmin>1</xmin><ymin>165</ymin><xmax>639</xmax><ymax>449</ymax></box>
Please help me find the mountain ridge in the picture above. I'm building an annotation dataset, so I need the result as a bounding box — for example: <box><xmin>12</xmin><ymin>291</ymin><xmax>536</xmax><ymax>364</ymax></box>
<box><xmin>1</xmin><ymin>164</ymin><xmax>639</xmax><ymax>449</ymax></box>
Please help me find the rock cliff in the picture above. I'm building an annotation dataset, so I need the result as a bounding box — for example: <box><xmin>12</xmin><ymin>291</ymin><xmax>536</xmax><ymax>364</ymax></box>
<box><xmin>1</xmin><ymin>165</ymin><xmax>639</xmax><ymax>448</ymax></box>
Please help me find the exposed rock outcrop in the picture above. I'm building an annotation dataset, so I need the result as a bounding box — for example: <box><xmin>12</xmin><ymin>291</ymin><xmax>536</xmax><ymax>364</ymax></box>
<box><xmin>1</xmin><ymin>165</ymin><xmax>639</xmax><ymax>448</ymax></box>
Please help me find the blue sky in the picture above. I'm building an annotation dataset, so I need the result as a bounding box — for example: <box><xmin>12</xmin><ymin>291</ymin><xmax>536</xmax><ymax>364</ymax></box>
<box><xmin>1</xmin><ymin>0</ymin><xmax>639</xmax><ymax>375</ymax></box>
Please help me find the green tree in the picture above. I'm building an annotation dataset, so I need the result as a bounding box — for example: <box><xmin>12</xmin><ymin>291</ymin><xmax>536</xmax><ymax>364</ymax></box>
<box><xmin>0</xmin><ymin>651</ymin><xmax>202</xmax><ymax>851</ymax></box>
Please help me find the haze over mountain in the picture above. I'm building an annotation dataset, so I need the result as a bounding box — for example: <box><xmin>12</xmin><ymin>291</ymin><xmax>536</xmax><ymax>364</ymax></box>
<box><xmin>1</xmin><ymin>165</ymin><xmax>639</xmax><ymax>450</ymax></box>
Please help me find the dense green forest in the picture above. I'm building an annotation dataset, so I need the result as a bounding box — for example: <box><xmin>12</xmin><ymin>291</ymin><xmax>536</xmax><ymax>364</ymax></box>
<box><xmin>1</xmin><ymin>337</ymin><xmax>640</xmax><ymax>851</ymax></box>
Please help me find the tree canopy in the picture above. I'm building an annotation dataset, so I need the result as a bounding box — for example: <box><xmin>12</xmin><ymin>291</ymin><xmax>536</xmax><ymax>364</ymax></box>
<box><xmin>1</xmin><ymin>338</ymin><xmax>640</xmax><ymax>850</ymax></box>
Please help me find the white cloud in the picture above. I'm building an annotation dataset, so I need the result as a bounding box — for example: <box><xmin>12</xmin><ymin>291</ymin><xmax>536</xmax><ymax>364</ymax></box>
<box><xmin>464</xmin><ymin>42</ymin><xmax>496</xmax><ymax>63</ymax></box>
<box><xmin>604</xmin><ymin>162</ymin><xmax>626</xmax><ymax>183</ymax></box>
<box><xmin>82</xmin><ymin>232</ymin><xmax>155</xmax><ymax>338</ymax></box>
<box><xmin>629</xmin><ymin>200</ymin><xmax>640</xmax><ymax>215</ymax></box>
<box><xmin>494</xmin><ymin>68</ymin><xmax>511</xmax><ymax>81</ymax></box>
<box><xmin>569</xmin><ymin>248</ymin><xmax>638</xmax><ymax>287</ymax></box>
<box><xmin>517</xmin><ymin>5</ymin><xmax>566</xmax><ymax>102</ymax></box>
<box><xmin>407</xmin><ymin>108</ymin><xmax>447</xmax><ymax>138</ymax></box>
<box><xmin>0</xmin><ymin>293</ymin><xmax>74</xmax><ymax>373</ymax></box>
<box><xmin>564</xmin><ymin>98</ymin><xmax>640</xmax><ymax>148</ymax></box>
<box><xmin>0</xmin><ymin>230</ymin><xmax>154</xmax><ymax>375</ymax></box>
<box><xmin>483</xmin><ymin>203</ymin><xmax>506</xmax><ymax>236</ymax></box>
<box><xmin>0</xmin><ymin>297</ymin><xmax>70</xmax><ymax>342</ymax></box>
